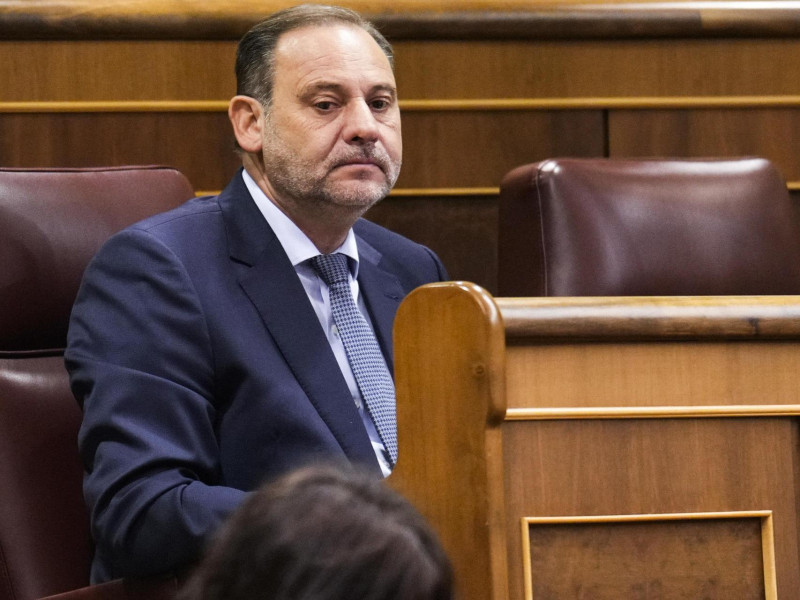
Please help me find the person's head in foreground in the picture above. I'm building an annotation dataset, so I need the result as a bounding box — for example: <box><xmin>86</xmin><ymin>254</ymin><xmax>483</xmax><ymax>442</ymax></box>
<box><xmin>180</xmin><ymin>465</ymin><xmax>454</xmax><ymax>600</ymax></box>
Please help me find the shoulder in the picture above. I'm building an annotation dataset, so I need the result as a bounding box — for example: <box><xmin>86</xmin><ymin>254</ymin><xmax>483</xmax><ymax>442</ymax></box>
<box><xmin>128</xmin><ymin>195</ymin><xmax>223</xmax><ymax>237</ymax></box>
<box><xmin>75</xmin><ymin>194</ymin><xmax>233</xmax><ymax>301</ymax></box>
<box><xmin>96</xmin><ymin>195</ymin><xmax>224</xmax><ymax>259</ymax></box>
<box><xmin>354</xmin><ymin>218</ymin><xmax>448</xmax><ymax>283</ymax></box>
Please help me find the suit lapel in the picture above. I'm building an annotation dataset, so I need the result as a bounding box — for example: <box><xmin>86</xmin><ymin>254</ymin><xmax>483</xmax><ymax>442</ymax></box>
<box><xmin>219</xmin><ymin>172</ymin><xmax>381</xmax><ymax>474</ymax></box>
<box><xmin>356</xmin><ymin>235</ymin><xmax>405</xmax><ymax>375</ymax></box>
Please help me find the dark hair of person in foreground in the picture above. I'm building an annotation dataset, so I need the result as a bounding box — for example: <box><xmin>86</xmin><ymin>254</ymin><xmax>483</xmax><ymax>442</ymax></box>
<box><xmin>179</xmin><ymin>465</ymin><xmax>454</xmax><ymax>600</ymax></box>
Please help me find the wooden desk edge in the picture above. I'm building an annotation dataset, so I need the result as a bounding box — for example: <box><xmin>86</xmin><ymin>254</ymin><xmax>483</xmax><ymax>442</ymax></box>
<box><xmin>497</xmin><ymin>295</ymin><xmax>800</xmax><ymax>340</ymax></box>
<box><xmin>4</xmin><ymin>1</ymin><xmax>800</xmax><ymax>40</ymax></box>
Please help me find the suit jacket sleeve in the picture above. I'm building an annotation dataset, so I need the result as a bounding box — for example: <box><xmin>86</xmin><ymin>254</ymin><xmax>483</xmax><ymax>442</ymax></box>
<box><xmin>66</xmin><ymin>228</ymin><xmax>246</xmax><ymax>581</ymax></box>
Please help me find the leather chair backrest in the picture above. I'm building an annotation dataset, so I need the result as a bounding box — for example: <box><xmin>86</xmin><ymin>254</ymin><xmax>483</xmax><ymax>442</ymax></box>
<box><xmin>0</xmin><ymin>166</ymin><xmax>193</xmax><ymax>600</ymax></box>
<box><xmin>498</xmin><ymin>157</ymin><xmax>800</xmax><ymax>296</ymax></box>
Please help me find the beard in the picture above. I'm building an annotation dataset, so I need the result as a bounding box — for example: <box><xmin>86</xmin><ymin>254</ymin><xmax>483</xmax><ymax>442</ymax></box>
<box><xmin>261</xmin><ymin>130</ymin><xmax>401</xmax><ymax>215</ymax></box>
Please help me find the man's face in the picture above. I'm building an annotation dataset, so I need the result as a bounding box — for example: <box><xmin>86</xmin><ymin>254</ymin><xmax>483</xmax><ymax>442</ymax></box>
<box><xmin>259</xmin><ymin>24</ymin><xmax>402</xmax><ymax>217</ymax></box>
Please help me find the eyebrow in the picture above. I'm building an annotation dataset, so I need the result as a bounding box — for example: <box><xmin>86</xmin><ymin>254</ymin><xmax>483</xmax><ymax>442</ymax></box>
<box><xmin>299</xmin><ymin>81</ymin><xmax>397</xmax><ymax>99</ymax></box>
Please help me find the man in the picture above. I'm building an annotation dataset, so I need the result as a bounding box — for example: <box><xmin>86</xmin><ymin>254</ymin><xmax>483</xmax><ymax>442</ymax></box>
<box><xmin>178</xmin><ymin>465</ymin><xmax>453</xmax><ymax>600</ymax></box>
<box><xmin>65</xmin><ymin>4</ymin><xmax>447</xmax><ymax>583</ymax></box>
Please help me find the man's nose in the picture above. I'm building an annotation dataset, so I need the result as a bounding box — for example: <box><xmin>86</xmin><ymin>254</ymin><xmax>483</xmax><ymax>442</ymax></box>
<box><xmin>342</xmin><ymin>100</ymin><xmax>379</xmax><ymax>144</ymax></box>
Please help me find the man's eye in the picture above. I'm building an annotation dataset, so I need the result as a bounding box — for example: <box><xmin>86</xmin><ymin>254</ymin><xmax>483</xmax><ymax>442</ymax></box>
<box><xmin>370</xmin><ymin>99</ymin><xmax>390</xmax><ymax>110</ymax></box>
<box><xmin>315</xmin><ymin>101</ymin><xmax>334</xmax><ymax>110</ymax></box>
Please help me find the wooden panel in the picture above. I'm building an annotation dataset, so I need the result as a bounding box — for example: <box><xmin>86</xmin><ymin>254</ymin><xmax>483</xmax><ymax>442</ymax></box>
<box><xmin>365</xmin><ymin>194</ymin><xmax>498</xmax><ymax>294</ymax></box>
<box><xmin>526</xmin><ymin>516</ymin><xmax>767</xmax><ymax>598</ymax></box>
<box><xmin>0</xmin><ymin>41</ymin><xmax>236</xmax><ymax>102</ymax></box>
<box><xmin>505</xmin><ymin>341</ymin><xmax>800</xmax><ymax>411</ymax></box>
<box><xmin>6</xmin><ymin>37</ymin><xmax>800</xmax><ymax>102</ymax></box>
<box><xmin>392</xmin><ymin>282</ymin><xmax>508</xmax><ymax>600</ymax></box>
<box><xmin>395</xmin><ymin>38</ymin><xmax>800</xmax><ymax>99</ymax></box>
<box><xmin>398</xmin><ymin>110</ymin><xmax>604</xmax><ymax>188</ymax></box>
<box><xmin>393</xmin><ymin>286</ymin><xmax>800</xmax><ymax>600</ymax></box>
<box><xmin>0</xmin><ymin>113</ymin><xmax>240</xmax><ymax>191</ymax></box>
<box><xmin>502</xmin><ymin>418</ymin><xmax>800</xmax><ymax>599</ymax></box>
<box><xmin>609</xmin><ymin>108</ymin><xmax>800</xmax><ymax>182</ymax></box>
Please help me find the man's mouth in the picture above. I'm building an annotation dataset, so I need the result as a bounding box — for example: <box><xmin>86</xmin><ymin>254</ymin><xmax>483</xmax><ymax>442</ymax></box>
<box><xmin>333</xmin><ymin>158</ymin><xmax>384</xmax><ymax>173</ymax></box>
<box><xmin>339</xmin><ymin>158</ymin><xmax>378</xmax><ymax>166</ymax></box>
<box><xmin>332</xmin><ymin>148</ymin><xmax>389</xmax><ymax>171</ymax></box>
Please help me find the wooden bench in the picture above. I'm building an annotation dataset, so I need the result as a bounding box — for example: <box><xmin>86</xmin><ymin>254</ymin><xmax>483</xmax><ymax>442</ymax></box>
<box><xmin>391</xmin><ymin>281</ymin><xmax>800</xmax><ymax>598</ymax></box>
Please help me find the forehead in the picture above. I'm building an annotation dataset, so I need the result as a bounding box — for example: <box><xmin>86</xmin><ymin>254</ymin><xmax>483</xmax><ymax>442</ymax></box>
<box><xmin>271</xmin><ymin>24</ymin><xmax>395</xmax><ymax>93</ymax></box>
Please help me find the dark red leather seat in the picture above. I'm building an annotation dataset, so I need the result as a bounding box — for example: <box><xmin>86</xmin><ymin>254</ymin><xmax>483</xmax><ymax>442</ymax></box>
<box><xmin>0</xmin><ymin>166</ymin><xmax>193</xmax><ymax>600</ymax></box>
<box><xmin>498</xmin><ymin>157</ymin><xmax>800</xmax><ymax>296</ymax></box>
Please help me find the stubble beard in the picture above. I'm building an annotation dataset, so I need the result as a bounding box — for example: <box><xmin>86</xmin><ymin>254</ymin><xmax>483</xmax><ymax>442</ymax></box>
<box><xmin>261</xmin><ymin>136</ymin><xmax>401</xmax><ymax>221</ymax></box>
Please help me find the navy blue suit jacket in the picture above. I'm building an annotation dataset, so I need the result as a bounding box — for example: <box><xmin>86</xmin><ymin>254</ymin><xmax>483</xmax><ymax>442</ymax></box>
<box><xmin>65</xmin><ymin>171</ymin><xmax>447</xmax><ymax>582</ymax></box>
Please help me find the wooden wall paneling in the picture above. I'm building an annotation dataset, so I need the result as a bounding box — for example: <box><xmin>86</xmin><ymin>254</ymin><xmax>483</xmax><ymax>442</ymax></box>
<box><xmin>608</xmin><ymin>108</ymin><xmax>800</xmax><ymax>182</ymax></box>
<box><xmin>397</xmin><ymin>109</ymin><xmax>605</xmax><ymax>189</ymax></box>
<box><xmin>393</xmin><ymin>38</ymin><xmax>800</xmax><ymax>99</ymax></box>
<box><xmin>0</xmin><ymin>41</ymin><xmax>236</xmax><ymax>102</ymax></box>
<box><xmin>0</xmin><ymin>112</ymin><xmax>240</xmax><ymax>192</ymax></box>
<box><xmin>7</xmin><ymin>37</ymin><xmax>800</xmax><ymax>103</ymax></box>
<box><xmin>365</xmin><ymin>193</ymin><xmax>499</xmax><ymax>293</ymax></box>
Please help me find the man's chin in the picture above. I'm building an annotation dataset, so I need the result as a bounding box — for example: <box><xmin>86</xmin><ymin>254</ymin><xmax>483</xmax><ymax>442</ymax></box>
<box><xmin>322</xmin><ymin>181</ymin><xmax>391</xmax><ymax>208</ymax></box>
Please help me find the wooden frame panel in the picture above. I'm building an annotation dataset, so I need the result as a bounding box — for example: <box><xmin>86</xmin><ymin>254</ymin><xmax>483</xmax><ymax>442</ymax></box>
<box><xmin>521</xmin><ymin>512</ymin><xmax>776</xmax><ymax>599</ymax></box>
<box><xmin>392</xmin><ymin>284</ymin><xmax>800</xmax><ymax>600</ymax></box>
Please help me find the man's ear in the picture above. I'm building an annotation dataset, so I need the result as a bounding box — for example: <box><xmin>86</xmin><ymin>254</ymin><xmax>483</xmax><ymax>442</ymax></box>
<box><xmin>228</xmin><ymin>96</ymin><xmax>265</xmax><ymax>153</ymax></box>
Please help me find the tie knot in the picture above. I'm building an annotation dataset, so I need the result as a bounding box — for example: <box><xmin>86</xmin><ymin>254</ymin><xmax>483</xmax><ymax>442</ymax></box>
<box><xmin>311</xmin><ymin>253</ymin><xmax>350</xmax><ymax>287</ymax></box>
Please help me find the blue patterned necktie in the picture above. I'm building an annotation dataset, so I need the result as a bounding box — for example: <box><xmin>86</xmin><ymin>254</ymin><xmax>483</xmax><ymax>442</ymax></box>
<box><xmin>310</xmin><ymin>253</ymin><xmax>397</xmax><ymax>466</ymax></box>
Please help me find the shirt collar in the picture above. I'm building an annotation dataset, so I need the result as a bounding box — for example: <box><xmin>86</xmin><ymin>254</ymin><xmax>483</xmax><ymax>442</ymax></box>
<box><xmin>242</xmin><ymin>169</ymin><xmax>360</xmax><ymax>278</ymax></box>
